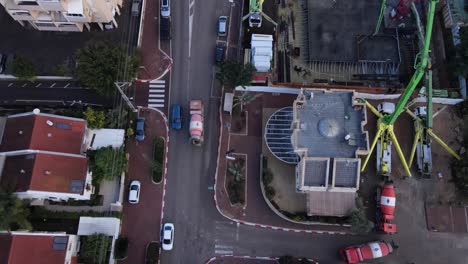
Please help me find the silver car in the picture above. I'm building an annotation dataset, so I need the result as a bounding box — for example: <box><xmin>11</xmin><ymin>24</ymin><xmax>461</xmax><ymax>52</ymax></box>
<box><xmin>161</xmin><ymin>0</ymin><xmax>170</xmax><ymax>17</ymax></box>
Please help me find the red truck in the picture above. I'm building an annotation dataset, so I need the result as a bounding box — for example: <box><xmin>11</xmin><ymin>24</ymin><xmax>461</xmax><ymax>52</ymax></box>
<box><xmin>340</xmin><ymin>241</ymin><xmax>394</xmax><ymax>264</ymax></box>
<box><xmin>377</xmin><ymin>184</ymin><xmax>397</xmax><ymax>234</ymax></box>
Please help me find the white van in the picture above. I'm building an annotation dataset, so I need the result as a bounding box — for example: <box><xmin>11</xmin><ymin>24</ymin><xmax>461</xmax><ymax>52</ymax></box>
<box><xmin>218</xmin><ymin>16</ymin><xmax>227</xmax><ymax>37</ymax></box>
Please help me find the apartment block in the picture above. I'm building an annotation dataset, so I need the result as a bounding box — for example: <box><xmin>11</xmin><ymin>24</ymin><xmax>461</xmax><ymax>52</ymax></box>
<box><xmin>0</xmin><ymin>0</ymin><xmax>122</xmax><ymax>32</ymax></box>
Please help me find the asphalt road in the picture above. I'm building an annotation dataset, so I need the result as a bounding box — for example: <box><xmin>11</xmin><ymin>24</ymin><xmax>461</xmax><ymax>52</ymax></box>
<box><xmin>159</xmin><ymin>0</ymin><xmax>468</xmax><ymax>264</ymax></box>
<box><xmin>0</xmin><ymin>81</ymin><xmax>111</xmax><ymax>107</ymax></box>
<box><xmin>159</xmin><ymin>0</ymin><xmax>373</xmax><ymax>263</ymax></box>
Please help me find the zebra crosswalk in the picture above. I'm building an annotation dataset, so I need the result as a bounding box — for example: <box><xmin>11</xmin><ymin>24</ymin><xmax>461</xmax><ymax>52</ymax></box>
<box><xmin>148</xmin><ymin>79</ymin><xmax>166</xmax><ymax>108</ymax></box>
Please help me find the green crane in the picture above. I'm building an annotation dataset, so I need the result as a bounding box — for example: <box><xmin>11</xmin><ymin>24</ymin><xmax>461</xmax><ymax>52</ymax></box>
<box><xmin>361</xmin><ymin>0</ymin><xmax>438</xmax><ymax>177</ymax></box>
<box><xmin>249</xmin><ymin>0</ymin><xmax>264</xmax><ymax>28</ymax></box>
<box><xmin>405</xmin><ymin>71</ymin><xmax>461</xmax><ymax>177</ymax></box>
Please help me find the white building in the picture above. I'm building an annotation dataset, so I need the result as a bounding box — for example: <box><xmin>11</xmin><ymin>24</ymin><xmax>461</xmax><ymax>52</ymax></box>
<box><xmin>0</xmin><ymin>0</ymin><xmax>122</xmax><ymax>32</ymax></box>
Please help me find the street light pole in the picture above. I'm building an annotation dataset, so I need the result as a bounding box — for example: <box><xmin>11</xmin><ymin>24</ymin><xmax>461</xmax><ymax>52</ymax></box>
<box><xmin>114</xmin><ymin>82</ymin><xmax>138</xmax><ymax>113</ymax></box>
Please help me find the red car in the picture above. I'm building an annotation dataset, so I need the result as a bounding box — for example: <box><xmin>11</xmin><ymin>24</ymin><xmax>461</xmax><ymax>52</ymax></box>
<box><xmin>340</xmin><ymin>241</ymin><xmax>394</xmax><ymax>264</ymax></box>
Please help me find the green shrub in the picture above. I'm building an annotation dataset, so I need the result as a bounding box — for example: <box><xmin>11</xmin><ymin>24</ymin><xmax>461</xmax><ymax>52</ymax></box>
<box><xmin>28</xmin><ymin>207</ymin><xmax>122</xmax><ymax>220</ymax></box>
<box><xmin>52</xmin><ymin>64</ymin><xmax>70</xmax><ymax>76</ymax></box>
<box><xmin>263</xmin><ymin>168</ymin><xmax>274</xmax><ymax>185</ymax></box>
<box><xmin>348</xmin><ymin>197</ymin><xmax>374</xmax><ymax>233</ymax></box>
<box><xmin>114</xmin><ymin>236</ymin><xmax>129</xmax><ymax>260</ymax></box>
<box><xmin>265</xmin><ymin>185</ymin><xmax>276</xmax><ymax>200</ymax></box>
<box><xmin>83</xmin><ymin>107</ymin><xmax>106</xmax><ymax>129</ymax></box>
<box><xmin>12</xmin><ymin>56</ymin><xmax>36</xmax><ymax>80</ymax></box>
<box><xmin>79</xmin><ymin>233</ymin><xmax>112</xmax><ymax>264</ymax></box>
<box><xmin>146</xmin><ymin>242</ymin><xmax>159</xmax><ymax>264</ymax></box>
<box><xmin>228</xmin><ymin>181</ymin><xmax>244</xmax><ymax>204</ymax></box>
<box><xmin>126</xmin><ymin>128</ymin><xmax>134</xmax><ymax>137</ymax></box>
<box><xmin>152</xmin><ymin>137</ymin><xmax>165</xmax><ymax>183</ymax></box>
<box><xmin>89</xmin><ymin>146</ymin><xmax>127</xmax><ymax>185</ymax></box>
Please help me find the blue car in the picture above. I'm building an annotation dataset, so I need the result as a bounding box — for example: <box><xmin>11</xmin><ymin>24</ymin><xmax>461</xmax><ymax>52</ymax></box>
<box><xmin>171</xmin><ymin>104</ymin><xmax>182</xmax><ymax>130</ymax></box>
<box><xmin>135</xmin><ymin>117</ymin><xmax>145</xmax><ymax>141</ymax></box>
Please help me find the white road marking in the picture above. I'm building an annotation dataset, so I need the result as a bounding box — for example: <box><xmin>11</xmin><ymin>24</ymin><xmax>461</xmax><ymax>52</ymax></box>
<box><xmin>149</xmin><ymin>94</ymin><xmax>165</xmax><ymax>98</ymax></box>
<box><xmin>64</xmin><ymin>83</ymin><xmax>70</xmax><ymax>88</ymax></box>
<box><xmin>35</xmin><ymin>83</ymin><xmax>41</xmax><ymax>88</ymax></box>
<box><xmin>149</xmin><ymin>89</ymin><xmax>165</xmax><ymax>93</ymax></box>
<box><xmin>50</xmin><ymin>83</ymin><xmax>56</xmax><ymax>88</ymax></box>
<box><xmin>22</xmin><ymin>83</ymin><xmax>27</xmax><ymax>87</ymax></box>
<box><xmin>8</xmin><ymin>83</ymin><xmax>13</xmax><ymax>87</ymax></box>
<box><xmin>149</xmin><ymin>99</ymin><xmax>165</xmax><ymax>103</ymax></box>
<box><xmin>148</xmin><ymin>104</ymin><xmax>164</xmax><ymax>107</ymax></box>
<box><xmin>149</xmin><ymin>84</ymin><xmax>165</xmax><ymax>88</ymax></box>
<box><xmin>150</xmin><ymin>79</ymin><xmax>165</xmax><ymax>84</ymax></box>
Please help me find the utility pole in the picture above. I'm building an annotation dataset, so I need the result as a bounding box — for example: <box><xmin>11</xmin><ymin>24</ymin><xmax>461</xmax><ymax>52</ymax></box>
<box><xmin>114</xmin><ymin>82</ymin><xmax>138</xmax><ymax>113</ymax></box>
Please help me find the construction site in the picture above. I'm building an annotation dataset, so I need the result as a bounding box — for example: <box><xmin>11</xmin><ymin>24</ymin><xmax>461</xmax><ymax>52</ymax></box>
<box><xmin>237</xmin><ymin>0</ymin><xmax>467</xmax><ymax>248</ymax></box>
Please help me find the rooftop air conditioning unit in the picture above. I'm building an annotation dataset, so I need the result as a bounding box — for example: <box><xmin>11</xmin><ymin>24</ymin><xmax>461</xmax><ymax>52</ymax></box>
<box><xmin>46</xmin><ymin>120</ymin><xmax>54</xmax><ymax>126</ymax></box>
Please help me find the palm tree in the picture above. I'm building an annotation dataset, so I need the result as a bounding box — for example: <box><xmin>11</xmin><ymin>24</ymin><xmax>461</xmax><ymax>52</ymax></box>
<box><xmin>233</xmin><ymin>92</ymin><xmax>261</xmax><ymax>111</ymax></box>
<box><xmin>228</xmin><ymin>161</ymin><xmax>244</xmax><ymax>182</ymax></box>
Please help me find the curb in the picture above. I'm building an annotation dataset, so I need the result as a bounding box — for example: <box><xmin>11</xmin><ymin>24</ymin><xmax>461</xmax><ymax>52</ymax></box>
<box><xmin>205</xmin><ymin>255</ymin><xmax>278</xmax><ymax>264</ymax></box>
<box><xmin>145</xmin><ymin>106</ymin><xmax>169</xmax><ymax>264</ymax></box>
<box><xmin>213</xmin><ymin>94</ymin><xmax>352</xmax><ymax>236</ymax></box>
<box><xmin>205</xmin><ymin>255</ymin><xmax>319</xmax><ymax>264</ymax></box>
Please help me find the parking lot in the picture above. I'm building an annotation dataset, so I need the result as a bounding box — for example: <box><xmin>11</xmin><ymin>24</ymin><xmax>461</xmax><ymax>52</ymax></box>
<box><xmin>0</xmin><ymin>0</ymin><xmax>139</xmax><ymax>75</ymax></box>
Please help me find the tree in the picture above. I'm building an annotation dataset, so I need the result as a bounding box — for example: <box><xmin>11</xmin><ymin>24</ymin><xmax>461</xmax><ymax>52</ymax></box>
<box><xmin>79</xmin><ymin>233</ymin><xmax>112</xmax><ymax>264</ymax></box>
<box><xmin>452</xmin><ymin>154</ymin><xmax>468</xmax><ymax>197</ymax></box>
<box><xmin>0</xmin><ymin>191</ymin><xmax>31</xmax><ymax>231</ymax></box>
<box><xmin>90</xmin><ymin>147</ymin><xmax>127</xmax><ymax>185</ymax></box>
<box><xmin>83</xmin><ymin>107</ymin><xmax>106</xmax><ymax>129</ymax></box>
<box><xmin>216</xmin><ymin>60</ymin><xmax>256</xmax><ymax>91</ymax></box>
<box><xmin>233</xmin><ymin>91</ymin><xmax>261</xmax><ymax>111</ymax></box>
<box><xmin>76</xmin><ymin>41</ymin><xmax>139</xmax><ymax>97</ymax></box>
<box><xmin>278</xmin><ymin>256</ymin><xmax>294</xmax><ymax>264</ymax></box>
<box><xmin>12</xmin><ymin>56</ymin><xmax>36</xmax><ymax>80</ymax></box>
<box><xmin>349</xmin><ymin>197</ymin><xmax>374</xmax><ymax>234</ymax></box>
<box><xmin>228</xmin><ymin>160</ymin><xmax>244</xmax><ymax>182</ymax></box>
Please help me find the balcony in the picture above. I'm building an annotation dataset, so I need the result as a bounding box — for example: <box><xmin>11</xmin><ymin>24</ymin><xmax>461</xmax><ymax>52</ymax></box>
<box><xmin>37</xmin><ymin>0</ymin><xmax>66</xmax><ymax>12</ymax></box>
<box><xmin>8</xmin><ymin>9</ymin><xmax>39</xmax><ymax>20</ymax></box>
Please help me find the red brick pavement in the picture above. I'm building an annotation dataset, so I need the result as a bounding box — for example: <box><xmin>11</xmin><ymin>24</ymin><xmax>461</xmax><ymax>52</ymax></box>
<box><xmin>120</xmin><ymin>108</ymin><xmax>168</xmax><ymax>263</ymax></box>
<box><xmin>138</xmin><ymin>0</ymin><xmax>171</xmax><ymax>80</ymax></box>
<box><xmin>215</xmin><ymin>93</ymin><xmax>352</xmax><ymax>233</ymax></box>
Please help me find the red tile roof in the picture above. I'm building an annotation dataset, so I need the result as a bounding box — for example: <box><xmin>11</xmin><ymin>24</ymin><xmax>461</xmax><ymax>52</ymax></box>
<box><xmin>0</xmin><ymin>113</ymin><xmax>86</xmax><ymax>154</ymax></box>
<box><xmin>3</xmin><ymin>234</ymin><xmax>68</xmax><ymax>264</ymax></box>
<box><xmin>0</xmin><ymin>153</ymin><xmax>88</xmax><ymax>194</ymax></box>
<box><xmin>0</xmin><ymin>234</ymin><xmax>12</xmax><ymax>264</ymax></box>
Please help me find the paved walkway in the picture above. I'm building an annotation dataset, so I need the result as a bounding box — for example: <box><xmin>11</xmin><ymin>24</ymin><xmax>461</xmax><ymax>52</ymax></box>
<box><xmin>44</xmin><ymin>179</ymin><xmax>120</xmax><ymax>212</ymax></box>
<box><xmin>119</xmin><ymin>108</ymin><xmax>168</xmax><ymax>264</ymax></box>
<box><xmin>138</xmin><ymin>0</ymin><xmax>171</xmax><ymax>80</ymax></box>
<box><xmin>215</xmin><ymin>93</ymin><xmax>352</xmax><ymax>233</ymax></box>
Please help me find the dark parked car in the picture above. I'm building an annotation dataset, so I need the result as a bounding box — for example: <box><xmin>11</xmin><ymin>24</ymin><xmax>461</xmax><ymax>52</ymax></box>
<box><xmin>135</xmin><ymin>117</ymin><xmax>145</xmax><ymax>141</ymax></box>
<box><xmin>215</xmin><ymin>43</ymin><xmax>226</xmax><ymax>64</ymax></box>
<box><xmin>171</xmin><ymin>104</ymin><xmax>182</xmax><ymax>130</ymax></box>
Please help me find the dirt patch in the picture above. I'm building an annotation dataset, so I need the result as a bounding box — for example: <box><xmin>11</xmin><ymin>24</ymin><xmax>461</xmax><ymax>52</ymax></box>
<box><xmin>230</xmin><ymin>109</ymin><xmax>247</xmax><ymax>134</ymax></box>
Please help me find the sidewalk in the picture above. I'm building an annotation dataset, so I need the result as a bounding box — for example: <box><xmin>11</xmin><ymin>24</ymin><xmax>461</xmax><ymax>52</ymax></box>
<box><xmin>138</xmin><ymin>0</ymin><xmax>171</xmax><ymax>80</ymax></box>
<box><xmin>119</xmin><ymin>108</ymin><xmax>168</xmax><ymax>263</ymax></box>
<box><xmin>215</xmin><ymin>93</ymin><xmax>352</xmax><ymax>233</ymax></box>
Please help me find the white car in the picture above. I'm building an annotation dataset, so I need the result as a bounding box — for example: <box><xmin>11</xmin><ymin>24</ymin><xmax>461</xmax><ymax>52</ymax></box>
<box><xmin>128</xmin><ymin>180</ymin><xmax>141</xmax><ymax>204</ymax></box>
<box><xmin>161</xmin><ymin>223</ymin><xmax>174</xmax><ymax>251</ymax></box>
<box><xmin>161</xmin><ymin>0</ymin><xmax>170</xmax><ymax>17</ymax></box>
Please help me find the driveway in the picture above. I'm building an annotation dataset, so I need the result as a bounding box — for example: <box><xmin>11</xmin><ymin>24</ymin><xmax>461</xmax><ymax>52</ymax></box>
<box><xmin>120</xmin><ymin>108</ymin><xmax>168</xmax><ymax>263</ymax></box>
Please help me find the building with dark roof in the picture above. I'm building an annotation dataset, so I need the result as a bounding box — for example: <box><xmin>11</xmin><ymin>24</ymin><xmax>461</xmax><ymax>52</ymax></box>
<box><xmin>0</xmin><ymin>232</ymin><xmax>79</xmax><ymax>264</ymax></box>
<box><xmin>291</xmin><ymin>89</ymin><xmax>369</xmax><ymax>216</ymax></box>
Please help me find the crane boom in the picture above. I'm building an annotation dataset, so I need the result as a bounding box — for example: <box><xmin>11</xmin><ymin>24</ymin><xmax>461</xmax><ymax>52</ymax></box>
<box><xmin>384</xmin><ymin>0</ymin><xmax>437</xmax><ymax>125</ymax></box>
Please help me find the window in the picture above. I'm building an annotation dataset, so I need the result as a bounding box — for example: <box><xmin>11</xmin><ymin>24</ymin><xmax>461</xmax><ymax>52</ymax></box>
<box><xmin>53</xmin><ymin>237</ymin><xmax>68</xmax><ymax>251</ymax></box>
<box><xmin>35</xmin><ymin>22</ymin><xmax>55</xmax><ymax>27</ymax></box>
<box><xmin>17</xmin><ymin>1</ymin><xmax>39</xmax><ymax>5</ymax></box>
<box><xmin>70</xmin><ymin>180</ymin><xmax>84</xmax><ymax>193</ymax></box>
<box><xmin>56</xmin><ymin>122</ymin><xmax>71</xmax><ymax>129</ymax></box>
<box><xmin>10</xmin><ymin>10</ymin><xmax>30</xmax><ymax>16</ymax></box>
<box><xmin>65</xmin><ymin>13</ymin><xmax>83</xmax><ymax>17</ymax></box>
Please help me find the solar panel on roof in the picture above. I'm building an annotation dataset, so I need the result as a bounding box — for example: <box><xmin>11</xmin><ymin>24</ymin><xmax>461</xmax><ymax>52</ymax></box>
<box><xmin>53</xmin><ymin>237</ymin><xmax>68</xmax><ymax>251</ymax></box>
<box><xmin>264</xmin><ymin>107</ymin><xmax>299</xmax><ymax>164</ymax></box>
<box><xmin>70</xmin><ymin>180</ymin><xmax>84</xmax><ymax>193</ymax></box>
